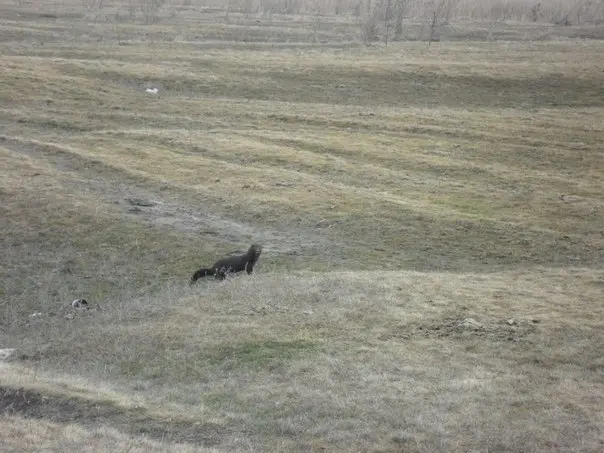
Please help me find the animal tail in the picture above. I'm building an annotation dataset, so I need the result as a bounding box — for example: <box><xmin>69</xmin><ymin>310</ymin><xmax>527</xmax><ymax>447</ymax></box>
<box><xmin>190</xmin><ymin>267</ymin><xmax>215</xmax><ymax>284</ymax></box>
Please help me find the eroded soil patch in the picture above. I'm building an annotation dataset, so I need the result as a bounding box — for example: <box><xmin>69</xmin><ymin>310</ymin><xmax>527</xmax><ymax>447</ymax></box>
<box><xmin>0</xmin><ymin>135</ymin><xmax>326</xmax><ymax>255</ymax></box>
<box><xmin>383</xmin><ymin>316</ymin><xmax>538</xmax><ymax>342</ymax></box>
<box><xmin>0</xmin><ymin>386</ymin><xmax>226</xmax><ymax>446</ymax></box>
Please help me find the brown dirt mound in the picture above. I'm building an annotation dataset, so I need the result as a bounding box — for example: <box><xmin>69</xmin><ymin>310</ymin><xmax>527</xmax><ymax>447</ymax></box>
<box><xmin>382</xmin><ymin>316</ymin><xmax>539</xmax><ymax>342</ymax></box>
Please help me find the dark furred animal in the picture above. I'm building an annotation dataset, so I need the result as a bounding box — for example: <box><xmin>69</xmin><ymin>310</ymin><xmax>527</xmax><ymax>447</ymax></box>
<box><xmin>190</xmin><ymin>244</ymin><xmax>262</xmax><ymax>284</ymax></box>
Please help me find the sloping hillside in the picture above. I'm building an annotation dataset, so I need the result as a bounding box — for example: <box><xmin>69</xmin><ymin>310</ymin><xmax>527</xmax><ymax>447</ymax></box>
<box><xmin>1</xmin><ymin>1</ymin><xmax>603</xmax><ymax>452</ymax></box>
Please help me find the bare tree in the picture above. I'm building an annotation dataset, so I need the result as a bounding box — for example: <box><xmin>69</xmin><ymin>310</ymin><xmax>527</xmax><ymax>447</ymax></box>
<box><xmin>352</xmin><ymin>0</ymin><xmax>363</xmax><ymax>18</ymax></box>
<box><xmin>334</xmin><ymin>0</ymin><xmax>346</xmax><ymax>15</ymax></box>
<box><xmin>81</xmin><ymin>0</ymin><xmax>103</xmax><ymax>11</ymax></box>
<box><xmin>574</xmin><ymin>0</ymin><xmax>602</xmax><ymax>24</ymax></box>
<box><xmin>241</xmin><ymin>0</ymin><xmax>254</xmax><ymax>18</ymax></box>
<box><xmin>394</xmin><ymin>0</ymin><xmax>410</xmax><ymax>39</ymax></box>
<box><xmin>141</xmin><ymin>0</ymin><xmax>165</xmax><ymax>24</ymax></box>
<box><xmin>81</xmin><ymin>0</ymin><xmax>105</xmax><ymax>22</ymax></box>
<box><xmin>260</xmin><ymin>0</ymin><xmax>277</xmax><ymax>20</ymax></box>
<box><xmin>384</xmin><ymin>0</ymin><xmax>394</xmax><ymax>45</ymax></box>
<box><xmin>595</xmin><ymin>0</ymin><xmax>604</xmax><ymax>23</ymax></box>
<box><xmin>283</xmin><ymin>0</ymin><xmax>300</xmax><ymax>14</ymax></box>
<box><xmin>127</xmin><ymin>0</ymin><xmax>137</xmax><ymax>21</ymax></box>
<box><xmin>361</xmin><ymin>0</ymin><xmax>379</xmax><ymax>45</ymax></box>
<box><xmin>426</xmin><ymin>0</ymin><xmax>457</xmax><ymax>44</ymax></box>
<box><xmin>530</xmin><ymin>2</ymin><xmax>541</xmax><ymax>22</ymax></box>
<box><xmin>428</xmin><ymin>8</ymin><xmax>438</xmax><ymax>43</ymax></box>
<box><xmin>309</xmin><ymin>0</ymin><xmax>322</xmax><ymax>43</ymax></box>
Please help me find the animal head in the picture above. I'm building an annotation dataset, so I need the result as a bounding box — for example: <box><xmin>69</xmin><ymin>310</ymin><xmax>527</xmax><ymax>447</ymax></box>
<box><xmin>250</xmin><ymin>244</ymin><xmax>263</xmax><ymax>259</ymax></box>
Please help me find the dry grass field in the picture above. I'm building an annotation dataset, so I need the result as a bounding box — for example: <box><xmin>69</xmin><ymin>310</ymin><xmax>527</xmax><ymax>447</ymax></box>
<box><xmin>1</xmin><ymin>1</ymin><xmax>603</xmax><ymax>452</ymax></box>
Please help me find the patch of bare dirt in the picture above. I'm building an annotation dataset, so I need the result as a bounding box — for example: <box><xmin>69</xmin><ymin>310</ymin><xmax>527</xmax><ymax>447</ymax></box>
<box><xmin>0</xmin><ymin>135</ymin><xmax>328</xmax><ymax>255</ymax></box>
<box><xmin>0</xmin><ymin>386</ymin><xmax>226</xmax><ymax>446</ymax></box>
<box><xmin>382</xmin><ymin>316</ymin><xmax>539</xmax><ymax>342</ymax></box>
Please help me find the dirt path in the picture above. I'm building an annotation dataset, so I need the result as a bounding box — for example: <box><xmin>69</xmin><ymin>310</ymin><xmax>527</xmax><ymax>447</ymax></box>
<box><xmin>1</xmin><ymin>135</ymin><xmax>332</xmax><ymax>257</ymax></box>
<box><xmin>0</xmin><ymin>385</ymin><xmax>226</xmax><ymax>446</ymax></box>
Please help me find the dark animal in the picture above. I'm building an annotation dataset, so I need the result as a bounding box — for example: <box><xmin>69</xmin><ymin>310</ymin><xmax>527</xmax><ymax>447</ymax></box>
<box><xmin>190</xmin><ymin>244</ymin><xmax>262</xmax><ymax>284</ymax></box>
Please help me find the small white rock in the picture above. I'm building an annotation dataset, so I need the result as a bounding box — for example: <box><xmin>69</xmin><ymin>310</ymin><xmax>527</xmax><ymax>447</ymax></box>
<box><xmin>459</xmin><ymin>318</ymin><xmax>483</xmax><ymax>330</ymax></box>
<box><xmin>72</xmin><ymin>298</ymin><xmax>89</xmax><ymax>310</ymax></box>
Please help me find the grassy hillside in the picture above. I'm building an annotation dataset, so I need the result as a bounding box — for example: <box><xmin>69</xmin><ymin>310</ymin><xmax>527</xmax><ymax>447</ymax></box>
<box><xmin>1</xmin><ymin>1</ymin><xmax>603</xmax><ymax>452</ymax></box>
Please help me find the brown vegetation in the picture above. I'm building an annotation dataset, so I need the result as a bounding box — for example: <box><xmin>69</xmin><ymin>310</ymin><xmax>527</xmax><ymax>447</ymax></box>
<box><xmin>1</xmin><ymin>0</ymin><xmax>603</xmax><ymax>452</ymax></box>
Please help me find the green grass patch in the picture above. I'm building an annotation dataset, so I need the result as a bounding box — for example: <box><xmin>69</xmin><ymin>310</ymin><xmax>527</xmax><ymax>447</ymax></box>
<box><xmin>206</xmin><ymin>339</ymin><xmax>321</xmax><ymax>371</ymax></box>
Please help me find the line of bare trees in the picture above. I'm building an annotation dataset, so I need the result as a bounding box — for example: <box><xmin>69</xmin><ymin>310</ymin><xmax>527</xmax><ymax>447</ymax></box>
<box><xmin>359</xmin><ymin>0</ymin><xmax>458</xmax><ymax>44</ymax></box>
<box><xmin>221</xmin><ymin>0</ymin><xmax>604</xmax><ymax>25</ymax></box>
<box><xmin>74</xmin><ymin>0</ymin><xmax>604</xmax><ymax>37</ymax></box>
<box><xmin>75</xmin><ymin>0</ymin><xmax>604</xmax><ymax>25</ymax></box>
<box><xmin>82</xmin><ymin>0</ymin><xmax>165</xmax><ymax>24</ymax></box>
